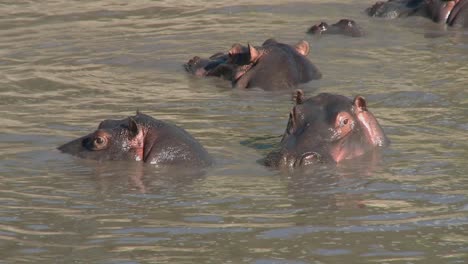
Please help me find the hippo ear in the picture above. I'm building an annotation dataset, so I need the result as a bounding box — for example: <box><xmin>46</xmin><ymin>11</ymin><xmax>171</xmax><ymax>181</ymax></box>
<box><xmin>353</xmin><ymin>96</ymin><xmax>368</xmax><ymax>112</ymax></box>
<box><xmin>229</xmin><ymin>43</ymin><xmax>244</xmax><ymax>56</ymax></box>
<box><xmin>293</xmin><ymin>89</ymin><xmax>305</xmax><ymax>105</ymax></box>
<box><xmin>248</xmin><ymin>44</ymin><xmax>260</xmax><ymax>62</ymax></box>
<box><xmin>127</xmin><ymin>117</ymin><xmax>139</xmax><ymax>138</ymax></box>
<box><xmin>295</xmin><ymin>40</ymin><xmax>310</xmax><ymax>56</ymax></box>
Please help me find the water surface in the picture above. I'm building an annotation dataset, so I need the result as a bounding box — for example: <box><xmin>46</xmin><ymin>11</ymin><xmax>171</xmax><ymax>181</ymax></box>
<box><xmin>0</xmin><ymin>0</ymin><xmax>467</xmax><ymax>263</ymax></box>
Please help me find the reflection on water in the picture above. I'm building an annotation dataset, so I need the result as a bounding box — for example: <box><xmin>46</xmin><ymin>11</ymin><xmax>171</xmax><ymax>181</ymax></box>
<box><xmin>0</xmin><ymin>0</ymin><xmax>467</xmax><ymax>263</ymax></box>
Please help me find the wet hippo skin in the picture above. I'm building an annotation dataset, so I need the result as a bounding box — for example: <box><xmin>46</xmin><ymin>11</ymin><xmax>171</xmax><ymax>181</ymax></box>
<box><xmin>265</xmin><ymin>90</ymin><xmax>389</xmax><ymax>169</ymax></box>
<box><xmin>308</xmin><ymin>19</ymin><xmax>365</xmax><ymax>37</ymax></box>
<box><xmin>58</xmin><ymin>112</ymin><xmax>212</xmax><ymax>167</ymax></box>
<box><xmin>184</xmin><ymin>39</ymin><xmax>322</xmax><ymax>91</ymax></box>
<box><xmin>367</xmin><ymin>0</ymin><xmax>468</xmax><ymax>27</ymax></box>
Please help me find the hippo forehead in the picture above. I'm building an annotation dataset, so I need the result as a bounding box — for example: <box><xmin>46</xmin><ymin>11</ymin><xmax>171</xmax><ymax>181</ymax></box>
<box><xmin>98</xmin><ymin>118</ymin><xmax>127</xmax><ymax>129</ymax></box>
<box><xmin>98</xmin><ymin>113</ymin><xmax>157</xmax><ymax>130</ymax></box>
<box><xmin>302</xmin><ymin>93</ymin><xmax>354</xmax><ymax>122</ymax></box>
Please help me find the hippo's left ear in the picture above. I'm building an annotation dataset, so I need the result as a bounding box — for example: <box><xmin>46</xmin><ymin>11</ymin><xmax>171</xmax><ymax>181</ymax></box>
<box><xmin>127</xmin><ymin>117</ymin><xmax>139</xmax><ymax>138</ymax></box>
<box><xmin>353</xmin><ymin>96</ymin><xmax>368</xmax><ymax>112</ymax></box>
<box><xmin>295</xmin><ymin>40</ymin><xmax>310</xmax><ymax>56</ymax></box>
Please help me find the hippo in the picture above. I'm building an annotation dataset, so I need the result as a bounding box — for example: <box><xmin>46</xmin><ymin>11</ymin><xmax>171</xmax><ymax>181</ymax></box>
<box><xmin>265</xmin><ymin>90</ymin><xmax>389</xmax><ymax>169</ymax></box>
<box><xmin>58</xmin><ymin>112</ymin><xmax>212</xmax><ymax>167</ymax></box>
<box><xmin>184</xmin><ymin>39</ymin><xmax>322</xmax><ymax>91</ymax></box>
<box><xmin>308</xmin><ymin>19</ymin><xmax>365</xmax><ymax>37</ymax></box>
<box><xmin>367</xmin><ymin>0</ymin><xmax>468</xmax><ymax>27</ymax></box>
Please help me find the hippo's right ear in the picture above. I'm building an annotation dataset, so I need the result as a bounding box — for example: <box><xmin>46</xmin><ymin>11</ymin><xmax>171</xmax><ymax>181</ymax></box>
<box><xmin>293</xmin><ymin>89</ymin><xmax>305</xmax><ymax>105</ymax></box>
<box><xmin>295</xmin><ymin>40</ymin><xmax>310</xmax><ymax>56</ymax></box>
<box><xmin>127</xmin><ymin>117</ymin><xmax>139</xmax><ymax>138</ymax></box>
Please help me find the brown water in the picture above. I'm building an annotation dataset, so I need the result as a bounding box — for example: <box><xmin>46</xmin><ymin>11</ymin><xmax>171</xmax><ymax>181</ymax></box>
<box><xmin>1</xmin><ymin>1</ymin><xmax>467</xmax><ymax>263</ymax></box>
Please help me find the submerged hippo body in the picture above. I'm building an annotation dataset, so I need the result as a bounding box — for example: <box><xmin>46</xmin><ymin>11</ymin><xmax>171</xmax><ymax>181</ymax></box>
<box><xmin>184</xmin><ymin>39</ymin><xmax>322</xmax><ymax>91</ymax></box>
<box><xmin>58</xmin><ymin>112</ymin><xmax>212</xmax><ymax>167</ymax></box>
<box><xmin>367</xmin><ymin>0</ymin><xmax>468</xmax><ymax>27</ymax></box>
<box><xmin>265</xmin><ymin>90</ymin><xmax>389</xmax><ymax>169</ymax></box>
<box><xmin>308</xmin><ymin>19</ymin><xmax>365</xmax><ymax>37</ymax></box>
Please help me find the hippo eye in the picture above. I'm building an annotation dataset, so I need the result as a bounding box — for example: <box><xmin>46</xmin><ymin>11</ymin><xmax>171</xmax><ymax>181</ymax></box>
<box><xmin>92</xmin><ymin>136</ymin><xmax>108</xmax><ymax>150</ymax></box>
<box><xmin>335</xmin><ymin>112</ymin><xmax>354</xmax><ymax>131</ymax></box>
<box><xmin>340</xmin><ymin>118</ymin><xmax>352</xmax><ymax>128</ymax></box>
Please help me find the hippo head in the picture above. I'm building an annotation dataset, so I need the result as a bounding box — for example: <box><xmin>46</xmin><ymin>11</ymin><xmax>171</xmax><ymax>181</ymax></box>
<box><xmin>308</xmin><ymin>19</ymin><xmax>365</xmax><ymax>37</ymax></box>
<box><xmin>58</xmin><ymin>116</ymin><xmax>148</xmax><ymax>162</ymax></box>
<box><xmin>265</xmin><ymin>90</ymin><xmax>389</xmax><ymax>169</ymax></box>
<box><xmin>425</xmin><ymin>0</ymin><xmax>464</xmax><ymax>24</ymax></box>
<box><xmin>367</xmin><ymin>0</ymin><xmax>467</xmax><ymax>25</ymax></box>
<box><xmin>227</xmin><ymin>39</ymin><xmax>317</xmax><ymax>89</ymax></box>
<box><xmin>184</xmin><ymin>38</ymin><xmax>321</xmax><ymax>90</ymax></box>
<box><xmin>58</xmin><ymin>112</ymin><xmax>212</xmax><ymax>167</ymax></box>
<box><xmin>308</xmin><ymin>22</ymin><xmax>330</xmax><ymax>35</ymax></box>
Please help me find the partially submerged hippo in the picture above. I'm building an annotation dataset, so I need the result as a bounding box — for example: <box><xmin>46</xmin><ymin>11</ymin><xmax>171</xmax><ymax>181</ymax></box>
<box><xmin>265</xmin><ymin>90</ymin><xmax>389</xmax><ymax>169</ymax></box>
<box><xmin>58</xmin><ymin>112</ymin><xmax>212</xmax><ymax>167</ymax></box>
<box><xmin>308</xmin><ymin>19</ymin><xmax>365</xmax><ymax>37</ymax></box>
<box><xmin>184</xmin><ymin>39</ymin><xmax>322</xmax><ymax>91</ymax></box>
<box><xmin>367</xmin><ymin>0</ymin><xmax>468</xmax><ymax>27</ymax></box>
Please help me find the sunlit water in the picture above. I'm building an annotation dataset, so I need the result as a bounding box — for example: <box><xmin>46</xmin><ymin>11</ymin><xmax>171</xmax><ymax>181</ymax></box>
<box><xmin>0</xmin><ymin>0</ymin><xmax>467</xmax><ymax>263</ymax></box>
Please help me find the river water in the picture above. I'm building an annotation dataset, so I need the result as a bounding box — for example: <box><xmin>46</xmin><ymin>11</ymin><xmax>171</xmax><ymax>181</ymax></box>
<box><xmin>0</xmin><ymin>0</ymin><xmax>467</xmax><ymax>263</ymax></box>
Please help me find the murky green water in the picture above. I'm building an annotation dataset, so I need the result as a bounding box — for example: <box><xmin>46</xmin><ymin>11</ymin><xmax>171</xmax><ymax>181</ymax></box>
<box><xmin>0</xmin><ymin>1</ymin><xmax>467</xmax><ymax>263</ymax></box>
